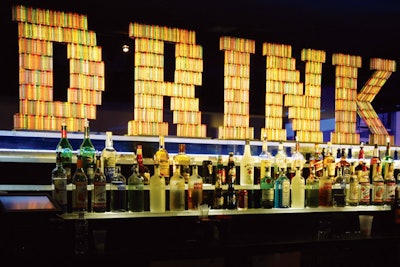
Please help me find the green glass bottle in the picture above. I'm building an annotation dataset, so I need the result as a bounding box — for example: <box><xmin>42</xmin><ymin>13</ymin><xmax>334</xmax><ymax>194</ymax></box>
<box><xmin>56</xmin><ymin>122</ymin><xmax>74</xmax><ymax>184</ymax></box>
<box><xmin>79</xmin><ymin>119</ymin><xmax>96</xmax><ymax>183</ymax></box>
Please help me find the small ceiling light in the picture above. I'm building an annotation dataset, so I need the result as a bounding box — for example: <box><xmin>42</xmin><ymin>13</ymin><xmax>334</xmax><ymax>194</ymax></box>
<box><xmin>122</xmin><ymin>45</ymin><xmax>129</xmax><ymax>53</ymax></box>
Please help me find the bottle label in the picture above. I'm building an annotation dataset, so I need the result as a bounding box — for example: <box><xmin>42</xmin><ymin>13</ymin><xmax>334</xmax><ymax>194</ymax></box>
<box><xmin>242</xmin><ymin>164</ymin><xmax>254</xmax><ymax>185</ymax></box>
<box><xmin>53</xmin><ymin>177</ymin><xmax>67</xmax><ymax>206</ymax></box>
<box><xmin>372</xmin><ymin>182</ymin><xmax>384</xmax><ymax>202</ymax></box>
<box><xmin>385</xmin><ymin>182</ymin><xmax>396</xmax><ymax>202</ymax></box>
<box><xmin>93</xmin><ymin>183</ymin><xmax>107</xmax><ymax>207</ymax></box>
<box><xmin>74</xmin><ymin>182</ymin><xmax>88</xmax><ymax>210</ymax></box>
<box><xmin>104</xmin><ymin>166</ymin><xmax>115</xmax><ymax>182</ymax></box>
<box><xmin>262</xmin><ymin>188</ymin><xmax>274</xmax><ymax>201</ymax></box>
<box><xmin>359</xmin><ymin>183</ymin><xmax>371</xmax><ymax>203</ymax></box>
<box><xmin>282</xmin><ymin>180</ymin><xmax>290</xmax><ymax>206</ymax></box>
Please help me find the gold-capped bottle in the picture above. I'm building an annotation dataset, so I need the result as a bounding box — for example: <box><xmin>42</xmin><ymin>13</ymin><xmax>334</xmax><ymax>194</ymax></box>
<box><xmin>154</xmin><ymin>135</ymin><xmax>170</xmax><ymax>184</ymax></box>
<box><xmin>173</xmin><ymin>144</ymin><xmax>191</xmax><ymax>183</ymax></box>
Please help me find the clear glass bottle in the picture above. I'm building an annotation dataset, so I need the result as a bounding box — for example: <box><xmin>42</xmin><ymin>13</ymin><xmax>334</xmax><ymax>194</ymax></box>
<box><xmin>187</xmin><ymin>162</ymin><xmax>203</xmax><ymax>210</ymax></box>
<box><xmin>110</xmin><ymin>165</ymin><xmax>127</xmax><ymax>212</ymax></box>
<box><xmin>56</xmin><ymin>122</ymin><xmax>74</xmax><ymax>184</ymax></box>
<box><xmin>136</xmin><ymin>144</ymin><xmax>150</xmax><ymax>185</ymax></box>
<box><xmin>306</xmin><ymin>166</ymin><xmax>319</xmax><ymax>208</ymax></box>
<box><xmin>173</xmin><ymin>144</ymin><xmax>191</xmax><ymax>183</ymax></box>
<box><xmin>101</xmin><ymin>131</ymin><xmax>117</xmax><ymax>183</ymax></box>
<box><xmin>371</xmin><ymin>163</ymin><xmax>384</xmax><ymax>206</ymax></box>
<box><xmin>79</xmin><ymin>119</ymin><xmax>96</xmax><ymax>181</ymax></box>
<box><xmin>52</xmin><ymin>151</ymin><xmax>68</xmax><ymax>213</ymax></box>
<box><xmin>149</xmin><ymin>163</ymin><xmax>166</xmax><ymax>213</ymax></box>
<box><xmin>92</xmin><ymin>153</ymin><xmax>107</xmax><ymax>213</ymax></box>
<box><xmin>260</xmin><ymin>165</ymin><xmax>274</xmax><ymax>208</ymax></box>
<box><xmin>291</xmin><ymin>166</ymin><xmax>305</xmax><ymax>208</ymax></box>
<box><xmin>274</xmin><ymin>142</ymin><xmax>287</xmax><ymax>178</ymax></box>
<box><xmin>384</xmin><ymin>162</ymin><xmax>396</xmax><ymax>206</ymax></box>
<box><xmin>240</xmin><ymin>139</ymin><xmax>254</xmax><ymax>186</ymax></box>
<box><xmin>258</xmin><ymin>134</ymin><xmax>273</xmax><ymax>181</ymax></box>
<box><xmin>72</xmin><ymin>152</ymin><xmax>88</xmax><ymax>212</ymax></box>
<box><xmin>127</xmin><ymin>157</ymin><xmax>144</xmax><ymax>212</ymax></box>
<box><xmin>291</xmin><ymin>136</ymin><xmax>305</xmax><ymax>170</ymax></box>
<box><xmin>154</xmin><ymin>135</ymin><xmax>170</xmax><ymax>184</ymax></box>
<box><xmin>359</xmin><ymin>163</ymin><xmax>371</xmax><ymax>206</ymax></box>
<box><xmin>274</xmin><ymin>168</ymin><xmax>290</xmax><ymax>208</ymax></box>
<box><xmin>169</xmin><ymin>163</ymin><xmax>185</xmax><ymax>211</ymax></box>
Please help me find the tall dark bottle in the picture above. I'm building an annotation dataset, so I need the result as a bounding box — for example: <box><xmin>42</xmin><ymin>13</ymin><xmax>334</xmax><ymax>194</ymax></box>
<box><xmin>56</xmin><ymin>122</ymin><xmax>74</xmax><ymax>184</ymax></box>
<box><xmin>52</xmin><ymin>152</ymin><xmax>68</xmax><ymax>212</ymax></box>
<box><xmin>226</xmin><ymin>152</ymin><xmax>236</xmax><ymax>184</ymax></box>
<box><xmin>213</xmin><ymin>159</ymin><xmax>225</xmax><ymax>209</ymax></box>
<box><xmin>72</xmin><ymin>152</ymin><xmax>88</xmax><ymax>212</ymax></box>
<box><xmin>110</xmin><ymin>165</ymin><xmax>127</xmax><ymax>212</ymax></box>
<box><xmin>127</xmin><ymin>158</ymin><xmax>144</xmax><ymax>212</ymax></box>
<box><xmin>225</xmin><ymin>182</ymin><xmax>237</xmax><ymax>209</ymax></box>
<box><xmin>80</xmin><ymin>119</ymin><xmax>96</xmax><ymax>184</ymax></box>
<box><xmin>92</xmin><ymin>153</ymin><xmax>107</xmax><ymax>212</ymax></box>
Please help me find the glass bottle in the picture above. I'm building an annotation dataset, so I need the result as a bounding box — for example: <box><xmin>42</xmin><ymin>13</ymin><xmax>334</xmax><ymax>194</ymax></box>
<box><xmin>202</xmin><ymin>160</ymin><xmax>214</xmax><ymax>185</ymax></box>
<box><xmin>52</xmin><ymin>152</ymin><xmax>68</xmax><ymax>213</ymax></box>
<box><xmin>369</xmin><ymin>144</ymin><xmax>381</xmax><ymax>182</ymax></box>
<box><xmin>384</xmin><ymin>162</ymin><xmax>396</xmax><ymax>207</ymax></box>
<box><xmin>347</xmin><ymin>162</ymin><xmax>359</xmax><ymax>206</ymax></box>
<box><xmin>154</xmin><ymin>135</ymin><xmax>170</xmax><ymax>184</ymax></box>
<box><xmin>318</xmin><ymin>164</ymin><xmax>333</xmax><ymax>207</ymax></box>
<box><xmin>355</xmin><ymin>142</ymin><xmax>366</xmax><ymax>173</ymax></box>
<box><xmin>79</xmin><ymin>119</ymin><xmax>96</xmax><ymax>181</ymax></box>
<box><xmin>173</xmin><ymin>144</ymin><xmax>191</xmax><ymax>183</ymax></box>
<box><xmin>149</xmin><ymin>163</ymin><xmax>166</xmax><ymax>213</ymax></box>
<box><xmin>188</xmin><ymin>163</ymin><xmax>203</xmax><ymax>210</ymax></box>
<box><xmin>92</xmin><ymin>153</ymin><xmax>107</xmax><ymax>213</ymax></box>
<box><xmin>323</xmin><ymin>142</ymin><xmax>335</xmax><ymax>169</ymax></box>
<box><xmin>274</xmin><ymin>168</ymin><xmax>290</xmax><ymax>208</ymax></box>
<box><xmin>306</xmin><ymin>166</ymin><xmax>319</xmax><ymax>208</ymax></box>
<box><xmin>359</xmin><ymin>163</ymin><xmax>371</xmax><ymax>206</ymax></box>
<box><xmin>110</xmin><ymin>165</ymin><xmax>127</xmax><ymax>212</ymax></box>
<box><xmin>226</xmin><ymin>152</ymin><xmax>236</xmax><ymax>184</ymax></box>
<box><xmin>213</xmin><ymin>159</ymin><xmax>225</xmax><ymax>209</ymax></box>
<box><xmin>169</xmin><ymin>163</ymin><xmax>185</xmax><ymax>211</ymax></box>
<box><xmin>381</xmin><ymin>138</ymin><xmax>394</xmax><ymax>178</ymax></box>
<box><xmin>260</xmin><ymin>165</ymin><xmax>274</xmax><ymax>208</ymax></box>
<box><xmin>371</xmin><ymin>163</ymin><xmax>384</xmax><ymax>206</ymax></box>
<box><xmin>332</xmin><ymin>166</ymin><xmax>346</xmax><ymax>207</ymax></box>
<box><xmin>72</xmin><ymin>152</ymin><xmax>88</xmax><ymax>212</ymax></box>
<box><xmin>291</xmin><ymin>166</ymin><xmax>305</xmax><ymax>208</ymax></box>
<box><xmin>302</xmin><ymin>153</ymin><xmax>311</xmax><ymax>180</ymax></box>
<box><xmin>225</xmin><ymin>181</ymin><xmax>237</xmax><ymax>209</ymax></box>
<box><xmin>136</xmin><ymin>144</ymin><xmax>150</xmax><ymax>185</ymax></box>
<box><xmin>56</xmin><ymin>122</ymin><xmax>74</xmax><ymax>184</ymax></box>
<box><xmin>240</xmin><ymin>139</ymin><xmax>254</xmax><ymax>186</ymax></box>
<box><xmin>274</xmin><ymin>142</ymin><xmax>287</xmax><ymax>178</ymax></box>
<box><xmin>258</xmin><ymin>134</ymin><xmax>273</xmax><ymax>181</ymax></box>
<box><xmin>336</xmin><ymin>148</ymin><xmax>350</xmax><ymax>176</ymax></box>
<box><xmin>291</xmin><ymin>136</ymin><xmax>305</xmax><ymax>170</ymax></box>
<box><xmin>101</xmin><ymin>131</ymin><xmax>117</xmax><ymax>183</ymax></box>
<box><xmin>127</xmin><ymin>157</ymin><xmax>144</xmax><ymax>212</ymax></box>
<box><xmin>311</xmin><ymin>143</ymin><xmax>323</xmax><ymax>178</ymax></box>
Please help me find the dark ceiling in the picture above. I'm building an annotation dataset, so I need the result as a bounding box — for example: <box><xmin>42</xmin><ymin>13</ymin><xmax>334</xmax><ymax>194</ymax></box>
<box><xmin>2</xmin><ymin>0</ymin><xmax>400</xmax><ymax>116</ymax></box>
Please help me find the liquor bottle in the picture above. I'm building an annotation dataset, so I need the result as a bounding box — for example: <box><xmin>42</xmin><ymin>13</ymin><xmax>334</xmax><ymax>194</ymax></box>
<box><xmin>381</xmin><ymin>137</ymin><xmax>394</xmax><ymax>178</ymax></box>
<box><xmin>127</xmin><ymin>156</ymin><xmax>144</xmax><ymax>212</ymax></box>
<box><xmin>332</xmin><ymin>166</ymin><xmax>346</xmax><ymax>207</ymax></box>
<box><xmin>226</xmin><ymin>152</ymin><xmax>236</xmax><ymax>184</ymax></box>
<box><xmin>173</xmin><ymin>144</ymin><xmax>191</xmax><ymax>183</ymax></box>
<box><xmin>355</xmin><ymin>142</ymin><xmax>366</xmax><ymax>173</ymax></box>
<box><xmin>56</xmin><ymin>122</ymin><xmax>74</xmax><ymax>184</ymax></box>
<box><xmin>136</xmin><ymin>144</ymin><xmax>150</xmax><ymax>185</ymax></box>
<box><xmin>306</xmin><ymin>166</ymin><xmax>319</xmax><ymax>208</ymax></box>
<box><xmin>371</xmin><ymin>163</ymin><xmax>385</xmax><ymax>205</ymax></box>
<box><xmin>258</xmin><ymin>134</ymin><xmax>273</xmax><ymax>181</ymax></box>
<box><xmin>79</xmin><ymin>119</ymin><xmax>96</xmax><ymax>181</ymax></box>
<box><xmin>302</xmin><ymin>153</ymin><xmax>311</xmax><ymax>180</ymax></box>
<box><xmin>310</xmin><ymin>143</ymin><xmax>323</xmax><ymax>178</ymax></box>
<box><xmin>323</xmin><ymin>142</ymin><xmax>335</xmax><ymax>169</ymax></box>
<box><xmin>225</xmin><ymin>181</ymin><xmax>237</xmax><ymax>209</ymax></box>
<box><xmin>213</xmin><ymin>160</ymin><xmax>225</xmax><ymax>209</ymax></box>
<box><xmin>169</xmin><ymin>163</ymin><xmax>185</xmax><ymax>211</ymax></box>
<box><xmin>215</xmin><ymin>155</ymin><xmax>226</xmax><ymax>185</ymax></box>
<box><xmin>384</xmin><ymin>162</ymin><xmax>396</xmax><ymax>207</ymax></box>
<box><xmin>240</xmin><ymin>139</ymin><xmax>254</xmax><ymax>186</ymax></box>
<box><xmin>52</xmin><ymin>152</ymin><xmax>68</xmax><ymax>212</ymax></box>
<box><xmin>72</xmin><ymin>152</ymin><xmax>88</xmax><ymax>212</ymax></box>
<box><xmin>188</xmin><ymin>163</ymin><xmax>203</xmax><ymax>210</ymax></box>
<box><xmin>154</xmin><ymin>135</ymin><xmax>170</xmax><ymax>184</ymax></box>
<box><xmin>237</xmin><ymin>189</ymin><xmax>248</xmax><ymax>210</ymax></box>
<box><xmin>318</xmin><ymin>164</ymin><xmax>333</xmax><ymax>207</ymax></box>
<box><xmin>394</xmin><ymin>171</ymin><xmax>400</xmax><ymax>224</ymax></box>
<box><xmin>291</xmin><ymin>136</ymin><xmax>305</xmax><ymax>170</ymax></box>
<box><xmin>110</xmin><ymin>165</ymin><xmax>127</xmax><ymax>212</ymax></box>
<box><xmin>274</xmin><ymin>142</ymin><xmax>287</xmax><ymax>178</ymax></box>
<box><xmin>359</xmin><ymin>163</ymin><xmax>371</xmax><ymax>206</ymax></box>
<box><xmin>101</xmin><ymin>131</ymin><xmax>117</xmax><ymax>183</ymax></box>
<box><xmin>336</xmin><ymin>148</ymin><xmax>350</xmax><ymax>176</ymax></box>
<box><xmin>291</xmin><ymin>166</ymin><xmax>305</xmax><ymax>208</ymax></box>
<box><xmin>274</xmin><ymin>168</ymin><xmax>290</xmax><ymax>208</ymax></box>
<box><xmin>369</xmin><ymin>144</ymin><xmax>381</xmax><ymax>182</ymax></box>
<box><xmin>202</xmin><ymin>160</ymin><xmax>214</xmax><ymax>185</ymax></box>
<box><xmin>74</xmin><ymin>212</ymin><xmax>89</xmax><ymax>255</ymax></box>
<box><xmin>149</xmin><ymin>162</ymin><xmax>166</xmax><ymax>213</ymax></box>
<box><xmin>260</xmin><ymin>165</ymin><xmax>274</xmax><ymax>208</ymax></box>
<box><xmin>92</xmin><ymin>153</ymin><xmax>107</xmax><ymax>212</ymax></box>
<box><xmin>347</xmin><ymin>162</ymin><xmax>359</xmax><ymax>206</ymax></box>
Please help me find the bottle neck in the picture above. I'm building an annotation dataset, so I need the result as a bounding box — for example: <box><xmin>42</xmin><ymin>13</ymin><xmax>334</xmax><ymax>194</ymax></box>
<box><xmin>61</xmin><ymin>125</ymin><xmax>68</xmax><ymax>139</ymax></box>
<box><xmin>84</xmin><ymin>126</ymin><xmax>90</xmax><ymax>139</ymax></box>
